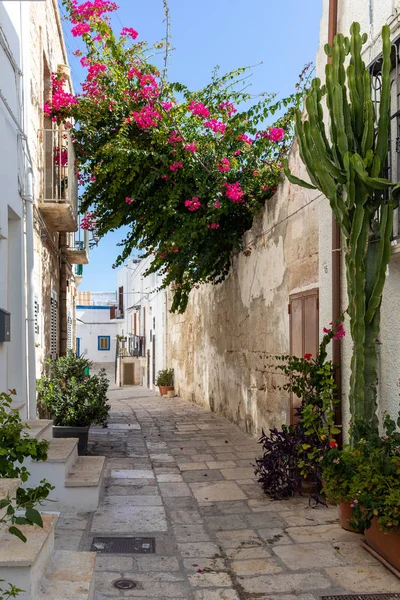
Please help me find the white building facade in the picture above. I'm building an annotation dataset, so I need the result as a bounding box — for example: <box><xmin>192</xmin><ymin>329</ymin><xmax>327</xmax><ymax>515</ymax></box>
<box><xmin>115</xmin><ymin>257</ymin><xmax>167</xmax><ymax>389</ymax></box>
<box><xmin>76</xmin><ymin>291</ymin><xmax>118</xmax><ymax>364</ymax></box>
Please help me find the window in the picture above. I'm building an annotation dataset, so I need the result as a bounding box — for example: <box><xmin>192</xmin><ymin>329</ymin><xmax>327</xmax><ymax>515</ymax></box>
<box><xmin>50</xmin><ymin>290</ymin><xmax>58</xmax><ymax>360</ymax></box>
<box><xmin>98</xmin><ymin>336</ymin><xmax>110</xmax><ymax>351</ymax></box>
<box><xmin>67</xmin><ymin>313</ymin><xmax>72</xmax><ymax>350</ymax></box>
<box><xmin>118</xmin><ymin>286</ymin><xmax>124</xmax><ymax>315</ymax></box>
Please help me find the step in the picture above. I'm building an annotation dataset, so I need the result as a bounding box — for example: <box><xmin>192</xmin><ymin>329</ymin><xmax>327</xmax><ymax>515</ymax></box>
<box><xmin>38</xmin><ymin>550</ymin><xmax>96</xmax><ymax>600</ymax></box>
<box><xmin>0</xmin><ymin>513</ymin><xmax>57</xmax><ymax>600</ymax></box>
<box><xmin>0</xmin><ymin>478</ymin><xmax>20</xmax><ymax>521</ymax></box>
<box><xmin>25</xmin><ymin>438</ymin><xmax>79</xmax><ymax>491</ymax></box>
<box><xmin>23</xmin><ymin>419</ymin><xmax>53</xmax><ymax>441</ymax></box>
<box><xmin>58</xmin><ymin>456</ymin><xmax>106</xmax><ymax>511</ymax></box>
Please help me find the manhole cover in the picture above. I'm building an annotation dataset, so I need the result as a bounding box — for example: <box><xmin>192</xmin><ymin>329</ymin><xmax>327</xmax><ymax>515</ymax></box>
<box><xmin>91</xmin><ymin>537</ymin><xmax>155</xmax><ymax>554</ymax></box>
<box><xmin>321</xmin><ymin>595</ymin><xmax>400</xmax><ymax>599</ymax></box>
<box><xmin>114</xmin><ymin>579</ymin><xmax>137</xmax><ymax>590</ymax></box>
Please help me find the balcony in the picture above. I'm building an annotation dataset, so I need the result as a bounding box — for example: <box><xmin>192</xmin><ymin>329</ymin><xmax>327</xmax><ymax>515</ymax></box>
<box><xmin>38</xmin><ymin>129</ymin><xmax>78</xmax><ymax>232</ymax></box>
<box><xmin>118</xmin><ymin>335</ymin><xmax>145</xmax><ymax>358</ymax></box>
<box><xmin>65</xmin><ymin>226</ymin><xmax>89</xmax><ymax>265</ymax></box>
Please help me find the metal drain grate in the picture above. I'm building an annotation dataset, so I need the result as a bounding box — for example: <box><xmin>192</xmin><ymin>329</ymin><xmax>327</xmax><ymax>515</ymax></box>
<box><xmin>321</xmin><ymin>595</ymin><xmax>400</xmax><ymax>600</ymax></box>
<box><xmin>91</xmin><ymin>537</ymin><xmax>155</xmax><ymax>554</ymax></box>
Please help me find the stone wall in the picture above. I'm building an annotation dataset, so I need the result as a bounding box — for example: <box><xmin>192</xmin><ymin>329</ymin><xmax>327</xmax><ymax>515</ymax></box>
<box><xmin>167</xmin><ymin>144</ymin><xmax>321</xmax><ymax>437</ymax></box>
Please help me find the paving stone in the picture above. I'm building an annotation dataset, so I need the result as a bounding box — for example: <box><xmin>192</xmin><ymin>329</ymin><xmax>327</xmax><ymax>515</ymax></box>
<box><xmin>325</xmin><ymin>564</ymin><xmax>400</xmax><ymax>592</ymax></box>
<box><xmin>231</xmin><ymin>558</ymin><xmax>282</xmax><ymax>576</ymax></box>
<box><xmin>226</xmin><ymin>546</ymin><xmax>272</xmax><ymax>560</ymax></box>
<box><xmin>156</xmin><ymin>473</ymin><xmax>184</xmax><ymax>482</ymax></box>
<box><xmin>331</xmin><ymin>541</ymin><xmax>380</xmax><ymax>565</ymax></box>
<box><xmin>238</xmin><ymin>572</ymin><xmax>332</xmax><ymax>594</ymax></box>
<box><xmin>173</xmin><ymin>524</ymin><xmax>211</xmax><ymax>542</ymax></box>
<box><xmin>158</xmin><ymin>482</ymin><xmax>192</xmax><ymax>497</ymax></box>
<box><xmin>95</xmin><ymin>572</ymin><xmax>188</xmax><ymax>597</ymax></box>
<box><xmin>95</xmin><ymin>555</ymin><xmax>134</xmax><ymax>571</ymax></box>
<box><xmin>179</xmin><ymin>462</ymin><xmax>208</xmax><ymax>471</ymax></box>
<box><xmin>56</xmin><ymin>513</ymin><xmax>89</xmax><ymax>530</ymax></box>
<box><xmin>274</xmin><ymin>541</ymin><xmax>344</xmax><ymax>569</ymax></box>
<box><xmin>216</xmin><ymin>529</ymin><xmax>261</xmax><ymax>549</ymax></box>
<box><xmin>286</xmin><ymin>523</ymin><xmax>363</xmax><ymax>543</ymax></box>
<box><xmin>245</xmin><ymin>513</ymin><xmax>286</xmax><ymax>529</ymax></box>
<box><xmin>54</xmin><ymin>531</ymin><xmax>82</xmax><ymax>551</ymax></box>
<box><xmin>110</xmin><ymin>469</ymin><xmax>155</xmax><ymax>479</ymax></box>
<box><xmin>103</xmin><ymin>495</ymin><xmax>162</xmax><ymax>506</ymax></box>
<box><xmin>190</xmin><ymin>481</ymin><xmax>247</xmax><ymax>502</ymax></box>
<box><xmin>177</xmin><ymin>542</ymin><xmax>222</xmax><ymax>557</ymax></box>
<box><xmin>182</xmin><ymin>469</ymin><xmax>225</xmax><ymax>482</ymax></box>
<box><xmin>168</xmin><ymin>509</ymin><xmax>204</xmax><ymax>524</ymax></box>
<box><xmin>132</xmin><ymin>555</ymin><xmax>180</xmax><ymax>571</ymax></box>
<box><xmin>205</xmin><ymin>461</ymin><xmax>236</xmax><ymax>469</ymax></box>
<box><xmin>220</xmin><ymin>467</ymin><xmax>256</xmax><ymax>480</ymax></box>
<box><xmin>258</xmin><ymin>528</ymin><xmax>293</xmax><ymax>545</ymax></box>
<box><xmin>183</xmin><ymin>558</ymin><xmax>227</xmax><ymax>571</ymax></box>
<box><xmin>205</xmin><ymin>515</ymin><xmax>249</xmax><ymax>531</ymax></box>
<box><xmin>189</xmin><ymin>571</ymin><xmax>233</xmax><ymax>587</ymax></box>
<box><xmin>193</xmin><ymin>590</ymin><xmax>240</xmax><ymax>600</ymax></box>
<box><xmin>247</xmin><ymin>499</ymin><xmax>281</xmax><ymax>512</ymax></box>
<box><xmin>92</xmin><ymin>505</ymin><xmax>168</xmax><ymax>533</ymax></box>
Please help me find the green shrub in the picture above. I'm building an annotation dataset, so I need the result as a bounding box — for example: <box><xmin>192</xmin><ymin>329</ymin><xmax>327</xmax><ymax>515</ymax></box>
<box><xmin>155</xmin><ymin>369</ymin><xmax>174</xmax><ymax>387</ymax></box>
<box><xmin>37</xmin><ymin>353</ymin><xmax>110</xmax><ymax>428</ymax></box>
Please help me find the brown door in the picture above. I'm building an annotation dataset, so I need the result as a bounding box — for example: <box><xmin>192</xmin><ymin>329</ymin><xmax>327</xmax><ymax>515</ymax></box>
<box><xmin>289</xmin><ymin>289</ymin><xmax>319</xmax><ymax>424</ymax></box>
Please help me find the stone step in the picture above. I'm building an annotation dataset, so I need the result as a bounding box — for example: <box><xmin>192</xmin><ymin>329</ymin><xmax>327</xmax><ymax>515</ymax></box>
<box><xmin>23</xmin><ymin>419</ymin><xmax>53</xmax><ymax>441</ymax></box>
<box><xmin>0</xmin><ymin>513</ymin><xmax>57</xmax><ymax>600</ymax></box>
<box><xmin>38</xmin><ymin>550</ymin><xmax>96</xmax><ymax>600</ymax></box>
<box><xmin>0</xmin><ymin>478</ymin><xmax>20</xmax><ymax>521</ymax></box>
<box><xmin>59</xmin><ymin>456</ymin><xmax>106</xmax><ymax>511</ymax></box>
<box><xmin>25</xmin><ymin>438</ymin><xmax>79</xmax><ymax>492</ymax></box>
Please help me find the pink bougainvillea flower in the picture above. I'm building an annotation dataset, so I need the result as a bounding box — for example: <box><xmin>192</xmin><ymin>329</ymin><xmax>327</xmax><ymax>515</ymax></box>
<box><xmin>253</xmin><ymin>170</ymin><xmax>259</xmax><ymax>176</ymax></box>
<box><xmin>72</xmin><ymin>49</ymin><xmax>83</xmax><ymax>56</ymax></box>
<box><xmin>208</xmin><ymin>222</ymin><xmax>220</xmax><ymax>229</ymax></box>
<box><xmin>93</xmin><ymin>34</ymin><xmax>103</xmax><ymax>42</ymax></box>
<box><xmin>71</xmin><ymin>22</ymin><xmax>91</xmax><ymax>37</ymax></box>
<box><xmin>217</xmin><ymin>157</ymin><xmax>230</xmax><ymax>172</ymax></box>
<box><xmin>184</xmin><ymin>143</ymin><xmax>197</xmax><ymax>153</ymax></box>
<box><xmin>204</xmin><ymin>119</ymin><xmax>226</xmax><ymax>134</ymax></box>
<box><xmin>218</xmin><ymin>101</ymin><xmax>237</xmax><ymax>117</ymax></box>
<box><xmin>70</xmin><ymin>0</ymin><xmax>118</xmax><ymax>23</ymax></box>
<box><xmin>304</xmin><ymin>353</ymin><xmax>312</xmax><ymax>360</ymax></box>
<box><xmin>161</xmin><ymin>101</ymin><xmax>173</xmax><ymax>111</ymax></box>
<box><xmin>185</xmin><ymin>198</ymin><xmax>201</xmax><ymax>211</ymax></box>
<box><xmin>168</xmin><ymin>131</ymin><xmax>183</xmax><ymax>145</ymax></box>
<box><xmin>121</xmin><ymin>27</ymin><xmax>139</xmax><ymax>39</ymax></box>
<box><xmin>169</xmin><ymin>161</ymin><xmax>183</xmax><ymax>171</ymax></box>
<box><xmin>261</xmin><ymin>127</ymin><xmax>285</xmax><ymax>142</ymax></box>
<box><xmin>125</xmin><ymin>197</ymin><xmax>133</xmax><ymax>204</ymax></box>
<box><xmin>223</xmin><ymin>181</ymin><xmax>244</xmax><ymax>203</ymax></box>
<box><xmin>329</xmin><ymin>440</ymin><xmax>338</xmax><ymax>448</ymax></box>
<box><xmin>161</xmin><ymin>175</ymin><xmax>169</xmax><ymax>180</ymax></box>
<box><xmin>333</xmin><ymin>323</ymin><xmax>345</xmax><ymax>340</ymax></box>
<box><xmin>188</xmin><ymin>100</ymin><xmax>210</xmax><ymax>119</ymax></box>
<box><xmin>127</xmin><ymin>67</ymin><xmax>141</xmax><ymax>79</ymax></box>
<box><xmin>132</xmin><ymin>105</ymin><xmax>162</xmax><ymax>129</ymax></box>
<box><xmin>214</xmin><ymin>201</ymin><xmax>221</xmax><ymax>208</ymax></box>
<box><xmin>237</xmin><ymin>133</ymin><xmax>253</xmax><ymax>145</ymax></box>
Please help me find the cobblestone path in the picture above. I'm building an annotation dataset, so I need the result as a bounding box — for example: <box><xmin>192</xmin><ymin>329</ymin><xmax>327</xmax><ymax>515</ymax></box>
<box><xmin>55</xmin><ymin>383</ymin><xmax>400</xmax><ymax>599</ymax></box>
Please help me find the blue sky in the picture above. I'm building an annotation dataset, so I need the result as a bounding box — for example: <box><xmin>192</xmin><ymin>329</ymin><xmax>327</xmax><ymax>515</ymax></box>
<box><xmin>61</xmin><ymin>0</ymin><xmax>323</xmax><ymax>292</ymax></box>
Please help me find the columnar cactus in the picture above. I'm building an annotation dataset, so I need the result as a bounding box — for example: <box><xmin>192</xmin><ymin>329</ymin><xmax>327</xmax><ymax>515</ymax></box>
<box><xmin>284</xmin><ymin>23</ymin><xmax>399</xmax><ymax>439</ymax></box>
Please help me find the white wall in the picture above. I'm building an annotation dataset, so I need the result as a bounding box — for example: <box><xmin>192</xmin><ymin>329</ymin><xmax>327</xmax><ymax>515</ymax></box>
<box><xmin>116</xmin><ymin>258</ymin><xmax>166</xmax><ymax>389</ymax></box>
<box><xmin>0</xmin><ymin>1</ymin><xmax>28</xmax><ymax>408</ymax></box>
<box><xmin>76</xmin><ymin>305</ymin><xmax>118</xmax><ymax>363</ymax></box>
<box><xmin>318</xmin><ymin>0</ymin><xmax>400</xmax><ymax>429</ymax></box>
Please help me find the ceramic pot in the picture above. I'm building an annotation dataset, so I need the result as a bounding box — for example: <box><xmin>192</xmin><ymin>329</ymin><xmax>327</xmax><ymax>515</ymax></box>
<box><xmin>53</xmin><ymin>425</ymin><xmax>89</xmax><ymax>456</ymax></box>
<box><xmin>338</xmin><ymin>501</ymin><xmax>359</xmax><ymax>533</ymax></box>
<box><xmin>365</xmin><ymin>517</ymin><xmax>400</xmax><ymax>571</ymax></box>
<box><xmin>158</xmin><ymin>386</ymin><xmax>174</xmax><ymax>396</ymax></box>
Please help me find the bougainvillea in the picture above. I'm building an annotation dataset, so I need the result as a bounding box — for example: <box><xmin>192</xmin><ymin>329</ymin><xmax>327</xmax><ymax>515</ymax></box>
<box><xmin>51</xmin><ymin>0</ymin><xmax>310</xmax><ymax>312</ymax></box>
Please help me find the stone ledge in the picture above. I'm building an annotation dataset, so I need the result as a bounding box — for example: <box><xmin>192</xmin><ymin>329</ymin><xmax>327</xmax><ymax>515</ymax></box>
<box><xmin>38</xmin><ymin>550</ymin><xmax>95</xmax><ymax>600</ymax></box>
<box><xmin>65</xmin><ymin>456</ymin><xmax>106</xmax><ymax>488</ymax></box>
<box><xmin>23</xmin><ymin>419</ymin><xmax>53</xmax><ymax>440</ymax></box>
<box><xmin>46</xmin><ymin>438</ymin><xmax>78</xmax><ymax>463</ymax></box>
<box><xmin>0</xmin><ymin>514</ymin><xmax>57</xmax><ymax>567</ymax></box>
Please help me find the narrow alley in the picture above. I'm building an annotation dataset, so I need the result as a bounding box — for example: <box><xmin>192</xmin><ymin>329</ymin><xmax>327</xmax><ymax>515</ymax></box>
<box><xmin>54</xmin><ymin>375</ymin><xmax>399</xmax><ymax>600</ymax></box>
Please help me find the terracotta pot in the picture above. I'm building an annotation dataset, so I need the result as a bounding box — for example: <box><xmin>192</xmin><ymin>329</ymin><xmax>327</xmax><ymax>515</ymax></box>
<box><xmin>365</xmin><ymin>517</ymin><xmax>400</xmax><ymax>571</ymax></box>
<box><xmin>338</xmin><ymin>501</ymin><xmax>359</xmax><ymax>533</ymax></box>
<box><xmin>158</xmin><ymin>385</ymin><xmax>174</xmax><ymax>396</ymax></box>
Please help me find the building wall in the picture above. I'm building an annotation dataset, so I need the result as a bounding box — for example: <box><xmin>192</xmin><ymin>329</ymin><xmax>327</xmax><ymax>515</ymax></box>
<box><xmin>116</xmin><ymin>258</ymin><xmax>166</xmax><ymax>389</ymax></box>
<box><xmin>167</xmin><ymin>145</ymin><xmax>321</xmax><ymax>437</ymax></box>
<box><xmin>76</xmin><ymin>305</ymin><xmax>118</xmax><ymax>364</ymax></box>
<box><xmin>318</xmin><ymin>0</ymin><xmax>400</xmax><ymax>429</ymax></box>
<box><xmin>0</xmin><ymin>1</ymin><xmax>28</xmax><ymax>408</ymax></box>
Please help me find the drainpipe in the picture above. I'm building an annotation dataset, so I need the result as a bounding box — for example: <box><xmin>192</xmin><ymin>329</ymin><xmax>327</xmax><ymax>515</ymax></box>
<box><xmin>23</xmin><ymin>168</ymin><xmax>37</xmax><ymax>419</ymax></box>
<box><xmin>59</xmin><ymin>233</ymin><xmax>68</xmax><ymax>356</ymax></box>
<box><xmin>328</xmin><ymin>0</ymin><xmax>343</xmax><ymax>439</ymax></box>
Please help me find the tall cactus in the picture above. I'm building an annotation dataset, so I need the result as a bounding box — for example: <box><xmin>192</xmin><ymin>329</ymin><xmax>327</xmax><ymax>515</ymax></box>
<box><xmin>284</xmin><ymin>23</ymin><xmax>399</xmax><ymax>440</ymax></box>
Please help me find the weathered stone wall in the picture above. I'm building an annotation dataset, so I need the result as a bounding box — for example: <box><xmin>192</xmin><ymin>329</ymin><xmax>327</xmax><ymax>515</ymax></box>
<box><xmin>167</xmin><ymin>144</ymin><xmax>321</xmax><ymax>437</ymax></box>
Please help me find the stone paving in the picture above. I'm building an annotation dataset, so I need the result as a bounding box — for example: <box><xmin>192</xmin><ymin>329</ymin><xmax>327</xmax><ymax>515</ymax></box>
<box><xmin>55</xmin><ymin>381</ymin><xmax>400</xmax><ymax>599</ymax></box>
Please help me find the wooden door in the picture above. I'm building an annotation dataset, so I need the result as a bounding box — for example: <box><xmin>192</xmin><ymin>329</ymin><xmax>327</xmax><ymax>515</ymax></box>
<box><xmin>289</xmin><ymin>289</ymin><xmax>319</xmax><ymax>424</ymax></box>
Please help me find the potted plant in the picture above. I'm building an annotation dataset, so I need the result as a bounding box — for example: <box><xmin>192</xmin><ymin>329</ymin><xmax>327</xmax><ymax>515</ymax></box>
<box><xmin>156</xmin><ymin>368</ymin><xmax>174</xmax><ymax>396</ymax></box>
<box><xmin>37</xmin><ymin>352</ymin><xmax>110</xmax><ymax>455</ymax></box>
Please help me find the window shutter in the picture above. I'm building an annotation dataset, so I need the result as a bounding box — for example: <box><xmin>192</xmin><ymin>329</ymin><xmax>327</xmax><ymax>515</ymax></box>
<box><xmin>34</xmin><ymin>297</ymin><xmax>40</xmax><ymax>338</ymax></box>
<box><xmin>67</xmin><ymin>313</ymin><xmax>72</xmax><ymax>350</ymax></box>
<box><xmin>50</xmin><ymin>291</ymin><xmax>58</xmax><ymax>359</ymax></box>
<box><xmin>110</xmin><ymin>306</ymin><xmax>116</xmax><ymax>319</ymax></box>
<box><xmin>118</xmin><ymin>286</ymin><xmax>124</xmax><ymax>314</ymax></box>
<box><xmin>289</xmin><ymin>289</ymin><xmax>319</xmax><ymax>424</ymax></box>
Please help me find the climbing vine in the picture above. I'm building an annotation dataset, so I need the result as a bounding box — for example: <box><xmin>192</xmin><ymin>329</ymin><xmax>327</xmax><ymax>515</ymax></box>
<box><xmin>51</xmin><ymin>0</ymin><xmax>310</xmax><ymax>312</ymax></box>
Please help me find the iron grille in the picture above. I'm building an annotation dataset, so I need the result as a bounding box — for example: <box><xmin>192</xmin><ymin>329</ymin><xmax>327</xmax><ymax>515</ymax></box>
<box><xmin>369</xmin><ymin>34</ymin><xmax>400</xmax><ymax>240</ymax></box>
<box><xmin>91</xmin><ymin>537</ymin><xmax>155</xmax><ymax>554</ymax></box>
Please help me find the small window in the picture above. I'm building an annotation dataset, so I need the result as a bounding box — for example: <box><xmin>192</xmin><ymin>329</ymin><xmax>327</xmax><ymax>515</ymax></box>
<box><xmin>98</xmin><ymin>336</ymin><xmax>110</xmax><ymax>351</ymax></box>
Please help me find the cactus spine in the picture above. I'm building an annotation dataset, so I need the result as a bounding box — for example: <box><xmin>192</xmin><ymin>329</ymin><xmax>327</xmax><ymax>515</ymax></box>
<box><xmin>284</xmin><ymin>23</ymin><xmax>399</xmax><ymax>439</ymax></box>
